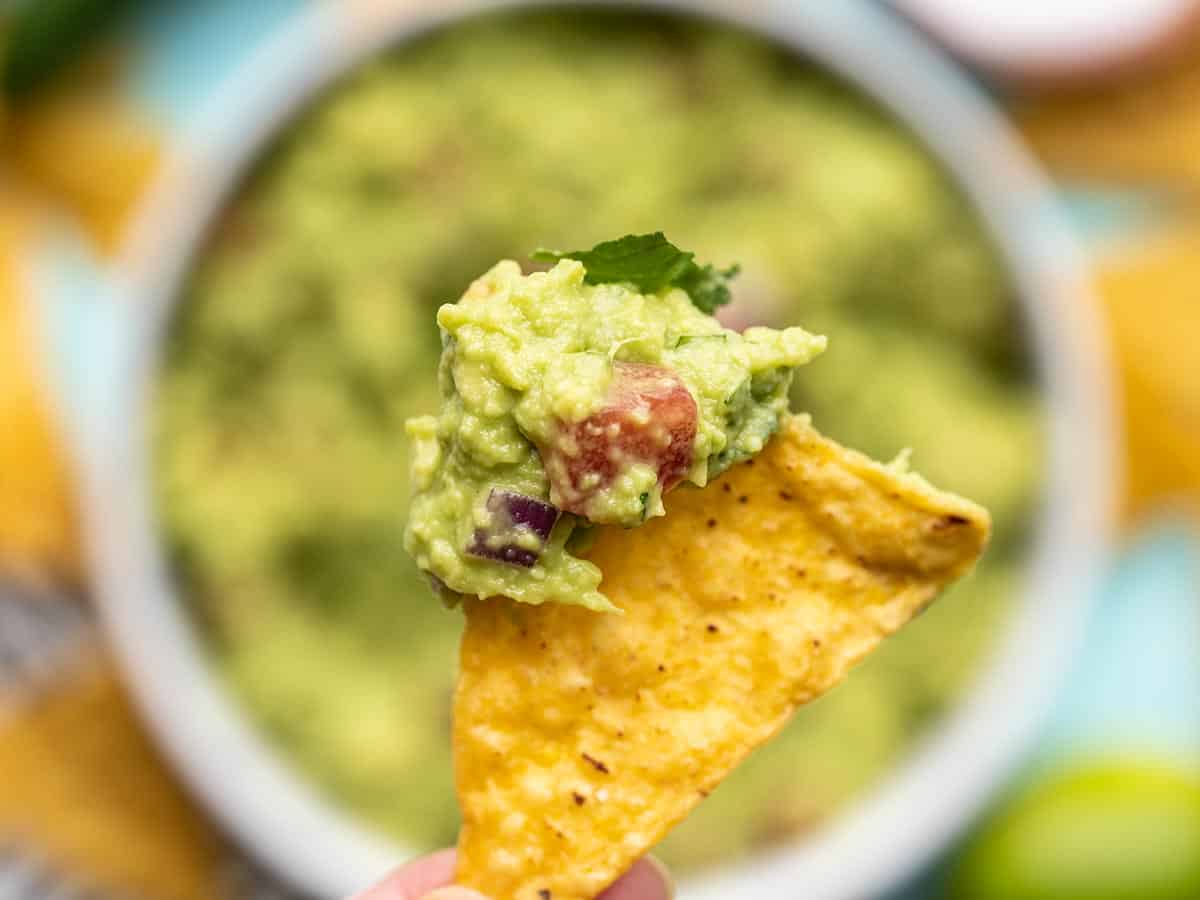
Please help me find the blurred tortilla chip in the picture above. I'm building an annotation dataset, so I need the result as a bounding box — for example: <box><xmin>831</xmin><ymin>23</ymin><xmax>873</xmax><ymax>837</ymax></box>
<box><xmin>1012</xmin><ymin>40</ymin><xmax>1200</xmax><ymax>189</ymax></box>
<box><xmin>1096</xmin><ymin>228</ymin><xmax>1200</xmax><ymax>517</ymax></box>
<box><xmin>453</xmin><ymin>415</ymin><xmax>989</xmax><ymax>900</ymax></box>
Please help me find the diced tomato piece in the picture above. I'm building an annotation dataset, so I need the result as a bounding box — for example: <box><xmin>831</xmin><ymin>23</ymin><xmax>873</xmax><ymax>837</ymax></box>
<box><xmin>539</xmin><ymin>362</ymin><xmax>698</xmax><ymax>519</ymax></box>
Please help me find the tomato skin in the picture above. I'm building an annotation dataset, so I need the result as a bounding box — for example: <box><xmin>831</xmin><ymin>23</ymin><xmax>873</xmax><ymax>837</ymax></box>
<box><xmin>539</xmin><ymin>362</ymin><xmax>698</xmax><ymax>520</ymax></box>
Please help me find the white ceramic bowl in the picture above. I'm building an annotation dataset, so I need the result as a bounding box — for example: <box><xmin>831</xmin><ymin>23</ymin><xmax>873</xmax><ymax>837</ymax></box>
<box><xmin>48</xmin><ymin>1</ymin><xmax>1115</xmax><ymax>898</ymax></box>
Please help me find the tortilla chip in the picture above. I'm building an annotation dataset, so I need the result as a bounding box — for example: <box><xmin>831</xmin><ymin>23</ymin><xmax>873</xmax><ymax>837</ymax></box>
<box><xmin>453</xmin><ymin>415</ymin><xmax>990</xmax><ymax>900</ymax></box>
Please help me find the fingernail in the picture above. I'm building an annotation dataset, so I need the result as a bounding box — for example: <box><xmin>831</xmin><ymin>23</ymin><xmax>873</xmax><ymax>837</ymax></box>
<box><xmin>645</xmin><ymin>855</ymin><xmax>676</xmax><ymax>900</ymax></box>
<box><xmin>422</xmin><ymin>887</ymin><xmax>490</xmax><ymax>900</ymax></box>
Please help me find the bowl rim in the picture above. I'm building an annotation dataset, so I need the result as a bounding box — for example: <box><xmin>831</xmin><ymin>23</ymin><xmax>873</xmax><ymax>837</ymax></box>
<box><xmin>63</xmin><ymin>1</ymin><xmax>1116</xmax><ymax>898</ymax></box>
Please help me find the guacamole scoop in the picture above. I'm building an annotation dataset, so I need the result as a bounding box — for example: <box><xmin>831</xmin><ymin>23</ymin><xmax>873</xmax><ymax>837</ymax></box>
<box><xmin>405</xmin><ymin>237</ymin><xmax>825</xmax><ymax>611</ymax></box>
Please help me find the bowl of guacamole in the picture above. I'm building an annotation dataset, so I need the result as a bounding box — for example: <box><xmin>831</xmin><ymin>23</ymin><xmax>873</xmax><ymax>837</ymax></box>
<box><xmin>73</xmin><ymin>2</ymin><xmax>1114</xmax><ymax>898</ymax></box>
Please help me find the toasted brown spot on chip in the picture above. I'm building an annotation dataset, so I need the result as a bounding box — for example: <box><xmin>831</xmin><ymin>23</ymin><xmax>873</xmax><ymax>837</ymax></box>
<box><xmin>581</xmin><ymin>753</ymin><xmax>610</xmax><ymax>774</ymax></box>
<box><xmin>934</xmin><ymin>513</ymin><xmax>971</xmax><ymax>530</ymax></box>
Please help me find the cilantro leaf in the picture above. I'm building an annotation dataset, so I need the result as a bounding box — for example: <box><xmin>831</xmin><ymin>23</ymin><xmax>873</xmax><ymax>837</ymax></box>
<box><xmin>677</xmin><ymin>262</ymin><xmax>741</xmax><ymax>314</ymax></box>
<box><xmin>532</xmin><ymin>232</ymin><xmax>738</xmax><ymax>313</ymax></box>
<box><xmin>532</xmin><ymin>233</ymin><xmax>692</xmax><ymax>291</ymax></box>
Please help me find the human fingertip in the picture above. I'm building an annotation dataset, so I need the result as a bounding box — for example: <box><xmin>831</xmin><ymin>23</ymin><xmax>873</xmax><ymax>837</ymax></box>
<box><xmin>421</xmin><ymin>887</ymin><xmax>490</xmax><ymax>900</ymax></box>
<box><xmin>597</xmin><ymin>855</ymin><xmax>675</xmax><ymax>900</ymax></box>
<box><xmin>643</xmin><ymin>856</ymin><xmax>675</xmax><ymax>900</ymax></box>
<box><xmin>349</xmin><ymin>849</ymin><xmax>459</xmax><ymax>900</ymax></box>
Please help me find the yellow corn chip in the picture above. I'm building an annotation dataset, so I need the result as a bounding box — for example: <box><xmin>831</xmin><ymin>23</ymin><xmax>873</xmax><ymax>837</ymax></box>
<box><xmin>453</xmin><ymin>415</ymin><xmax>990</xmax><ymax>900</ymax></box>
<box><xmin>1096</xmin><ymin>229</ymin><xmax>1200</xmax><ymax>518</ymax></box>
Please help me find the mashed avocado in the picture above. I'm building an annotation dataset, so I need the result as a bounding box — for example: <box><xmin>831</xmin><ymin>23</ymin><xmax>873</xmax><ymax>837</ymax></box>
<box><xmin>405</xmin><ymin>252</ymin><xmax>824</xmax><ymax>610</ymax></box>
<box><xmin>154</xmin><ymin>10</ymin><xmax>1042</xmax><ymax>871</ymax></box>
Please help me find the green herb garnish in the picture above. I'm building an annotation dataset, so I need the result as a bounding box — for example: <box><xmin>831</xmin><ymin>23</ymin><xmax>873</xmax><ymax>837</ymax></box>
<box><xmin>532</xmin><ymin>232</ymin><xmax>739</xmax><ymax>313</ymax></box>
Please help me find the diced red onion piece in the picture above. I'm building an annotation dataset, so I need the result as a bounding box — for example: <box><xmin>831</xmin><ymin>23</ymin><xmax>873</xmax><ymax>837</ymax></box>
<box><xmin>466</xmin><ymin>489</ymin><xmax>560</xmax><ymax>568</ymax></box>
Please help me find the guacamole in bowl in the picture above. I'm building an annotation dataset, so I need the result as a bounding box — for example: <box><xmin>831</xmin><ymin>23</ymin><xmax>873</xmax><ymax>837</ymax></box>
<box><xmin>153</xmin><ymin>9</ymin><xmax>1042</xmax><ymax>873</ymax></box>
